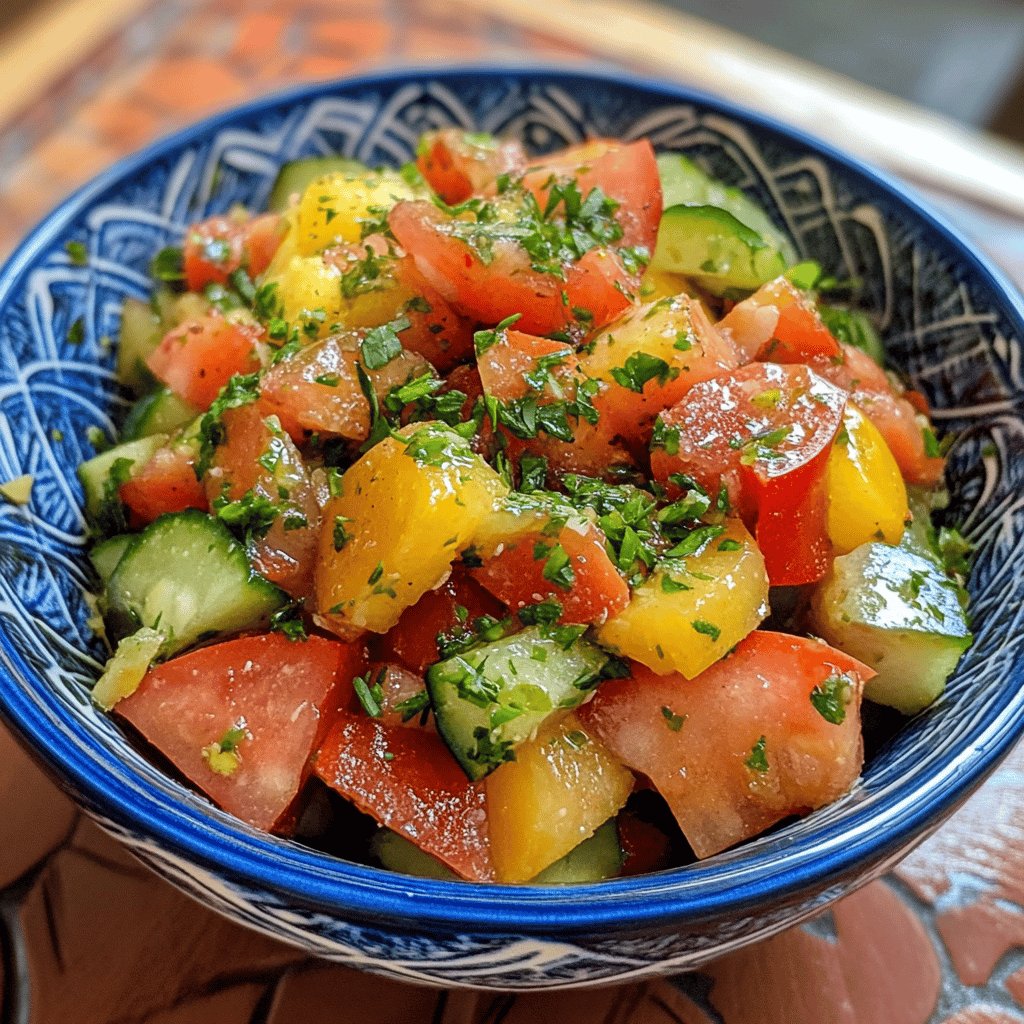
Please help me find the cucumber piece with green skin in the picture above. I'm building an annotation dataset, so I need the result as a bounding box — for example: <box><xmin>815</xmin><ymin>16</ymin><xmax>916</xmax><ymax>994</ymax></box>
<box><xmin>122</xmin><ymin>388</ymin><xmax>199</xmax><ymax>441</ymax></box>
<box><xmin>656</xmin><ymin>153</ymin><xmax>796</xmax><ymax>266</ymax></box>
<box><xmin>78</xmin><ymin>434</ymin><xmax>167</xmax><ymax>524</ymax></box>
<box><xmin>89</xmin><ymin>534</ymin><xmax>134</xmax><ymax>583</ymax></box>
<box><xmin>117</xmin><ymin>297</ymin><xmax>164</xmax><ymax>396</ymax></box>
<box><xmin>104</xmin><ymin>509</ymin><xmax>286</xmax><ymax>656</ymax></box>
<box><xmin>371</xmin><ymin>819</ymin><xmax>622</xmax><ymax>884</ymax></box>
<box><xmin>267</xmin><ymin>156</ymin><xmax>369</xmax><ymax>212</ymax></box>
<box><xmin>426</xmin><ymin>626</ymin><xmax>609</xmax><ymax>782</ymax></box>
<box><xmin>650</xmin><ymin>204</ymin><xmax>790</xmax><ymax>296</ymax></box>
<box><xmin>819</xmin><ymin>305</ymin><xmax>885</xmax><ymax>365</ymax></box>
<box><xmin>811</xmin><ymin>542</ymin><xmax>972</xmax><ymax>715</ymax></box>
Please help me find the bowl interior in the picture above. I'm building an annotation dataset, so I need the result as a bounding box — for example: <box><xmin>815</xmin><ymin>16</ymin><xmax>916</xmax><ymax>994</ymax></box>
<box><xmin>0</xmin><ymin>66</ymin><xmax>1022</xmax><ymax>934</ymax></box>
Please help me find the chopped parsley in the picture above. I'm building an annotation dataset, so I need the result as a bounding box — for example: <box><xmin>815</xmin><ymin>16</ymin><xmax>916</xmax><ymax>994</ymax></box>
<box><xmin>691</xmin><ymin>619</ymin><xmax>721</xmax><ymax>642</ymax></box>
<box><xmin>65</xmin><ymin>240</ymin><xmax>88</xmax><ymax>265</ymax></box>
<box><xmin>810</xmin><ymin>673</ymin><xmax>853</xmax><ymax>725</ymax></box>
<box><xmin>661</xmin><ymin>706</ymin><xmax>686</xmax><ymax>732</ymax></box>
<box><xmin>150</xmin><ymin>246</ymin><xmax>185</xmax><ymax>283</ymax></box>
<box><xmin>745</xmin><ymin>736</ymin><xmax>769</xmax><ymax>774</ymax></box>
<box><xmin>610</xmin><ymin>352</ymin><xmax>676</xmax><ymax>393</ymax></box>
<box><xmin>360</xmin><ymin>316</ymin><xmax>409</xmax><ymax>369</ymax></box>
<box><xmin>533</xmin><ymin>540</ymin><xmax>576</xmax><ymax>590</ymax></box>
<box><xmin>353</xmin><ymin>671</ymin><xmax>384</xmax><ymax>718</ymax></box>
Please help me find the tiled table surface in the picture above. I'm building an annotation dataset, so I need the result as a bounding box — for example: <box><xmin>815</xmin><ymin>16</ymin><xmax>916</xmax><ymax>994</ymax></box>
<box><xmin>2</xmin><ymin>2</ymin><xmax>1024</xmax><ymax>1021</ymax></box>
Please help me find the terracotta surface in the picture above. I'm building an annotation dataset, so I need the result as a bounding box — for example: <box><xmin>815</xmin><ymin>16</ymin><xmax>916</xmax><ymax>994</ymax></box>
<box><xmin>1</xmin><ymin>1</ymin><xmax>1024</xmax><ymax>1021</ymax></box>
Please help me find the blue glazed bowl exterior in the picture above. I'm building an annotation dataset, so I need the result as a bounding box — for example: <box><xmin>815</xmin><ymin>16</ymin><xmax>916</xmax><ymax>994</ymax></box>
<box><xmin>0</xmin><ymin>66</ymin><xmax>1021</xmax><ymax>990</ymax></box>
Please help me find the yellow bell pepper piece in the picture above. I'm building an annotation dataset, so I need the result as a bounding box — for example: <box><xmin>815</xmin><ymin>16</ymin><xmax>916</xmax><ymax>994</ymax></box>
<box><xmin>314</xmin><ymin>423</ymin><xmax>507</xmax><ymax>638</ymax></box>
<box><xmin>826</xmin><ymin>403</ymin><xmax>908</xmax><ymax>554</ymax></box>
<box><xmin>486</xmin><ymin>714</ymin><xmax>633</xmax><ymax>883</ymax></box>
<box><xmin>295</xmin><ymin>170</ymin><xmax>418</xmax><ymax>255</ymax></box>
<box><xmin>596</xmin><ymin>519</ymin><xmax>769</xmax><ymax>678</ymax></box>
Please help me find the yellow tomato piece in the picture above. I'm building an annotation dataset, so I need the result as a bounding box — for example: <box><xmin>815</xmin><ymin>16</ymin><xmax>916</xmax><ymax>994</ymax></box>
<box><xmin>296</xmin><ymin>170</ymin><xmax>418</xmax><ymax>255</ymax></box>
<box><xmin>826</xmin><ymin>403</ymin><xmax>908</xmax><ymax>554</ymax></box>
<box><xmin>486</xmin><ymin>714</ymin><xmax>633</xmax><ymax>883</ymax></box>
<box><xmin>638</xmin><ymin>267</ymin><xmax>690</xmax><ymax>302</ymax></box>
<box><xmin>596</xmin><ymin>519</ymin><xmax>769</xmax><ymax>678</ymax></box>
<box><xmin>314</xmin><ymin>423</ymin><xmax>507</xmax><ymax>638</ymax></box>
<box><xmin>269</xmin><ymin>254</ymin><xmax>343</xmax><ymax>334</ymax></box>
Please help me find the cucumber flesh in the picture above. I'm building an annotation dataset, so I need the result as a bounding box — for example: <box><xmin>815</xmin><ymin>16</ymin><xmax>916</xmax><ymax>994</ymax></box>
<box><xmin>819</xmin><ymin>305</ymin><xmax>885</xmax><ymax>365</ymax></box>
<box><xmin>117</xmin><ymin>298</ymin><xmax>164</xmax><ymax>395</ymax></box>
<box><xmin>427</xmin><ymin>625</ymin><xmax>609</xmax><ymax>781</ymax></box>
<box><xmin>371</xmin><ymin>819</ymin><xmax>623</xmax><ymax>884</ymax></box>
<box><xmin>268</xmin><ymin>156</ymin><xmax>369</xmax><ymax>212</ymax></box>
<box><xmin>656</xmin><ymin>153</ymin><xmax>796</xmax><ymax>264</ymax></box>
<box><xmin>104</xmin><ymin>509</ymin><xmax>286</xmax><ymax>656</ymax></box>
<box><xmin>651</xmin><ymin>204</ymin><xmax>789</xmax><ymax>296</ymax></box>
<box><xmin>811</xmin><ymin>542</ymin><xmax>971</xmax><ymax>715</ymax></box>
<box><xmin>89</xmin><ymin>534</ymin><xmax>134</xmax><ymax>583</ymax></box>
<box><xmin>122</xmin><ymin>388</ymin><xmax>199</xmax><ymax>441</ymax></box>
<box><xmin>531</xmin><ymin>820</ymin><xmax>623</xmax><ymax>884</ymax></box>
<box><xmin>78</xmin><ymin>434</ymin><xmax>167</xmax><ymax>527</ymax></box>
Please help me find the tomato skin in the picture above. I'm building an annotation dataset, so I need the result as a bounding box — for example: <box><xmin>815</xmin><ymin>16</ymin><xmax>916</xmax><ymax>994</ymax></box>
<box><xmin>119</xmin><ymin>444</ymin><xmax>207</xmax><ymax>526</ymax></box>
<box><xmin>813</xmin><ymin>344</ymin><xmax>944</xmax><ymax>487</ymax></box>
<box><xmin>472</xmin><ymin>524</ymin><xmax>629</xmax><ymax>625</ymax></box>
<box><xmin>388</xmin><ymin>200</ymin><xmax>633</xmax><ymax>335</ymax></box>
<box><xmin>520</xmin><ymin>139</ymin><xmax>662</xmax><ymax>252</ymax></box>
<box><xmin>392</xmin><ymin>256</ymin><xmax>475</xmax><ymax>372</ymax></box>
<box><xmin>314</xmin><ymin>710</ymin><xmax>495</xmax><ymax>881</ymax></box>
<box><xmin>577</xmin><ymin>631</ymin><xmax>873</xmax><ymax>858</ymax></box>
<box><xmin>651</xmin><ymin>362</ymin><xmax>846</xmax><ymax>585</ymax></box>
<box><xmin>476</xmin><ymin>329</ymin><xmax>576</xmax><ymax>401</ymax></box>
<box><xmin>184</xmin><ymin>212</ymin><xmax>285</xmax><ymax>291</ymax></box>
<box><xmin>718</xmin><ymin>278</ymin><xmax>840</xmax><ymax>363</ymax></box>
<box><xmin>146</xmin><ymin>315</ymin><xmax>262</xmax><ymax>410</ymax></box>
<box><xmin>203</xmin><ymin>404</ymin><xmax>321</xmax><ymax>599</ymax></box>
<box><xmin>372</xmin><ymin>570</ymin><xmax>504</xmax><ymax>675</ymax></box>
<box><xmin>416</xmin><ymin>128</ymin><xmax>526</xmax><ymax>203</ymax></box>
<box><xmin>118</xmin><ymin>633</ymin><xmax>364</xmax><ymax>833</ymax></box>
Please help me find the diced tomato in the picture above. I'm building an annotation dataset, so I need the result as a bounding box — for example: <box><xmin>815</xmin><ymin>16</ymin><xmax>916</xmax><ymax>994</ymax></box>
<box><xmin>203</xmin><ymin>404</ymin><xmax>321</xmax><ymax>598</ymax></box>
<box><xmin>476</xmin><ymin>329</ymin><xmax>577</xmax><ymax>401</ymax></box>
<box><xmin>392</xmin><ymin>256</ymin><xmax>475</xmax><ymax>372</ymax></box>
<box><xmin>388</xmin><ymin>200</ymin><xmax>633</xmax><ymax>336</ymax></box>
<box><xmin>183</xmin><ymin>212</ymin><xmax>285</xmax><ymax>291</ymax></box>
<box><xmin>812</xmin><ymin>344</ymin><xmax>944</xmax><ymax>487</ymax></box>
<box><xmin>506</xmin><ymin>424</ymin><xmax>638</xmax><ymax>484</ymax></box>
<box><xmin>350</xmin><ymin>663</ymin><xmax>433</xmax><ymax>729</ymax></box>
<box><xmin>650</xmin><ymin>363</ymin><xmax>846</xmax><ymax>585</ymax></box>
<box><xmin>146</xmin><ymin>315</ymin><xmax>261</xmax><ymax>410</ymax></box>
<box><xmin>118</xmin><ymin>633</ymin><xmax>364</xmax><ymax>833</ymax></box>
<box><xmin>314</xmin><ymin>710</ymin><xmax>495</xmax><ymax>881</ymax></box>
<box><xmin>258</xmin><ymin>330</ymin><xmax>428</xmax><ymax>442</ymax></box>
<box><xmin>520</xmin><ymin>139</ymin><xmax>662</xmax><ymax>252</ymax></box>
<box><xmin>851</xmin><ymin>388</ymin><xmax>945</xmax><ymax>487</ymax></box>
<box><xmin>577</xmin><ymin>631</ymin><xmax>873</xmax><ymax>858</ymax></box>
<box><xmin>582</xmin><ymin>295</ymin><xmax>740</xmax><ymax>448</ymax></box>
<box><xmin>617</xmin><ymin>812</ymin><xmax>673</xmax><ymax>877</ymax></box>
<box><xmin>373</xmin><ymin>570</ymin><xmax>504</xmax><ymax>675</ymax></box>
<box><xmin>718</xmin><ymin>278</ymin><xmax>840</xmax><ymax>363</ymax></box>
<box><xmin>472</xmin><ymin>523</ymin><xmax>629</xmax><ymax>625</ymax></box>
<box><xmin>119</xmin><ymin>443</ymin><xmax>207</xmax><ymax>526</ymax></box>
<box><xmin>416</xmin><ymin>128</ymin><xmax>527</xmax><ymax>203</ymax></box>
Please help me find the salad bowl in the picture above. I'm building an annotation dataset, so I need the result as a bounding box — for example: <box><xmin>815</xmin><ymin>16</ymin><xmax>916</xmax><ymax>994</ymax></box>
<box><xmin>0</xmin><ymin>66</ymin><xmax>1022</xmax><ymax>990</ymax></box>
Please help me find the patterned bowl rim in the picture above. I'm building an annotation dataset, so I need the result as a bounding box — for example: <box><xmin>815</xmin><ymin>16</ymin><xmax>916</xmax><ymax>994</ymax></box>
<box><xmin>1</xmin><ymin>63</ymin><xmax>1023</xmax><ymax>935</ymax></box>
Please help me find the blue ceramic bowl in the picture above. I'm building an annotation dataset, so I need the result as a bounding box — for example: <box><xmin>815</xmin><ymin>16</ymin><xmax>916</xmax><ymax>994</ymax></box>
<box><xmin>0</xmin><ymin>66</ymin><xmax>1022</xmax><ymax>990</ymax></box>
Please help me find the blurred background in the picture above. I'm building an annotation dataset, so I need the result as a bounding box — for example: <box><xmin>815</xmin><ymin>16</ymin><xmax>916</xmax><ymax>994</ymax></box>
<box><xmin>1</xmin><ymin>0</ymin><xmax>1023</xmax><ymax>271</ymax></box>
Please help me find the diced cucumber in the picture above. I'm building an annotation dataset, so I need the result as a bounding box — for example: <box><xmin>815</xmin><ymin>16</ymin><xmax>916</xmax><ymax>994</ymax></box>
<box><xmin>656</xmin><ymin>153</ymin><xmax>796</xmax><ymax>265</ymax></box>
<box><xmin>531</xmin><ymin>820</ymin><xmax>623</xmax><ymax>884</ymax></box>
<box><xmin>117</xmin><ymin>298</ymin><xmax>164</xmax><ymax>395</ymax></box>
<box><xmin>370</xmin><ymin>830</ymin><xmax>458</xmax><ymax>881</ymax></box>
<box><xmin>371</xmin><ymin>819</ymin><xmax>623</xmax><ymax>884</ymax></box>
<box><xmin>819</xmin><ymin>305</ymin><xmax>885</xmax><ymax>365</ymax></box>
<box><xmin>651</xmin><ymin>205</ymin><xmax>790</xmax><ymax>296</ymax></box>
<box><xmin>426</xmin><ymin>626</ymin><xmax>609</xmax><ymax>781</ymax></box>
<box><xmin>78</xmin><ymin>434</ymin><xmax>167</xmax><ymax>529</ymax></box>
<box><xmin>122</xmin><ymin>388</ymin><xmax>199</xmax><ymax>441</ymax></box>
<box><xmin>89</xmin><ymin>534</ymin><xmax>134</xmax><ymax>583</ymax></box>
<box><xmin>268</xmin><ymin>156</ymin><xmax>369</xmax><ymax>212</ymax></box>
<box><xmin>811</xmin><ymin>542</ymin><xmax>972</xmax><ymax>715</ymax></box>
<box><xmin>104</xmin><ymin>509</ymin><xmax>286</xmax><ymax>656</ymax></box>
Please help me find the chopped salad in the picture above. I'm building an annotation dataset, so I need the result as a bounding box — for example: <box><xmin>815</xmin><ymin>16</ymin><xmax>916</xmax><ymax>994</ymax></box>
<box><xmin>78</xmin><ymin>130</ymin><xmax>972</xmax><ymax>883</ymax></box>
